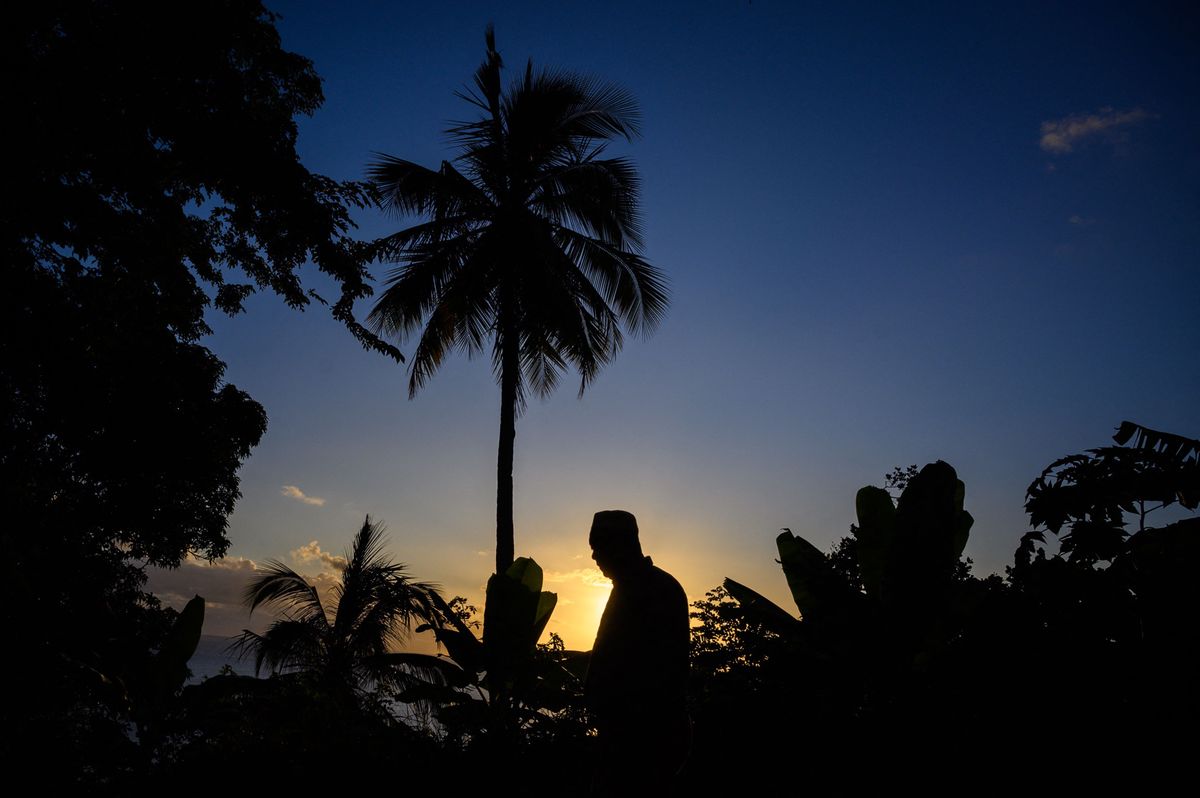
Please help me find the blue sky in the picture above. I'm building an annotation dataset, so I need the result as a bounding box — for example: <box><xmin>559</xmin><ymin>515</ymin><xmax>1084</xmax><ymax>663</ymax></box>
<box><xmin>149</xmin><ymin>1</ymin><xmax>1199</xmax><ymax>647</ymax></box>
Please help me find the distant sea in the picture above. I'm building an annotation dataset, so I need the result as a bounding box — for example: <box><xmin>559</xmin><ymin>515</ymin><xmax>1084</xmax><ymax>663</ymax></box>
<box><xmin>187</xmin><ymin>635</ymin><xmax>258</xmax><ymax>684</ymax></box>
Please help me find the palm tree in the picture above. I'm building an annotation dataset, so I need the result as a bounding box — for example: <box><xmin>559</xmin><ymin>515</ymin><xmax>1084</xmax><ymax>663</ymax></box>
<box><xmin>231</xmin><ymin>516</ymin><xmax>442</xmax><ymax>703</ymax></box>
<box><xmin>366</xmin><ymin>27</ymin><xmax>669</xmax><ymax>574</ymax></box>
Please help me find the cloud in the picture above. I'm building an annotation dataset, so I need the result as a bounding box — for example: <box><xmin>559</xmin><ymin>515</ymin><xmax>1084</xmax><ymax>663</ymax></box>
<box><xmin>1068</xmin><ymin>214</ymin><xmax>1095</xmax><ymax>226</ymax></box>
<box><xmin>544</xmin><ymin>567</ymin><xmax>611</xmax><ymax>589</ymax></box>
<box><xmin>146</xmin><ymin>550</ymin><xmax>349</xmax><ymax>638</ymax></box>
<box><xmin>146</xmin><ymin>555</ymin><xmax>264</xmax><ymax>637</ymax></box>
<box><xmin>1040</xmin><ymin>107</ymin><xmax>1149</xmax><ymax>154</ymax></box>
<box><xmin>290</xmin><ymin>540</ymin><xmax>348</xmax><ymax>572</ymax></box>
<box><xmin>281</xmin><ymin>485</ymin><xmax>325</xmax><ymax>506</ymax></box>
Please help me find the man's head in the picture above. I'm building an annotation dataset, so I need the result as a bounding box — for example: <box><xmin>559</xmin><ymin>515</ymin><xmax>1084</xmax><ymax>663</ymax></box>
<box><xmin>590</xmin><ymin>510</ymin><xmax>643</xmax><ymax>578</ymax></box>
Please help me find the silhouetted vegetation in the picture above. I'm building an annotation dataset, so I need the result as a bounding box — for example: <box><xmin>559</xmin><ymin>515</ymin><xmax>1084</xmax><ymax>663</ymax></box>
<box><xmin>230</xmin><ymin>517</ymin><xmax>443</xmax><ymax>706</ymax></box>
<box><xmin>392</xmin><ymin>558</ymin><xmax>589</xmax><ymax>750</ymax></box>
<box><xmin>5</xmin><ymin>2</ymin><xmax>1196</xmax><ymax>790</ymax></box>
<box><xmin>1003</xmin><ymin>421</ymin><xmax>1200</xmax><ymax>764</ymax></box>
<box><xmin>681</xmin><ymin>425</ymin><xmax>1199</xmax><ymax>791</ymax></box>
<box><xmin>3</xmin><ymin>0</ymin><xmax>394</xmax><ymax>784</ymax></box>
<box><xmin>116</xmin><ymin>423</ymin><xmax>1198</xmax><ymax>792</ymax></box>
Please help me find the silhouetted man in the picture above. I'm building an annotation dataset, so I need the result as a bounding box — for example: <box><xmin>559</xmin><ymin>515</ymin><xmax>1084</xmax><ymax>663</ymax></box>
<box><xmin>585</xmin><ymin>510</ymin><xmax>690</xmax><ymax>796</ymax></box>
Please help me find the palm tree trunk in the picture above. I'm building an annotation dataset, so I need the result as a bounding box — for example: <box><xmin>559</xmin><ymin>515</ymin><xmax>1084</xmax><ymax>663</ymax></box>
<box><xmin>495</xmin><ymin>328</ymin><xmax>518</xmax><ymax>575</ymax></box>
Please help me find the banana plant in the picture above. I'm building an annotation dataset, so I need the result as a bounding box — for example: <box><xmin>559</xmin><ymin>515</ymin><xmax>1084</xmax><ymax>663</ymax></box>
<box><xmin>383</xmin><ymin>557</ymin><xmax>579</xmax><ymax>742</ymax></box>
<box><xmin>116</xmin><ymin>594</ymin><xmax>206</xmax><ymax>746</ymax></box>
<box><xmin>725</xmin><ymin>461</ymin><xmax>975</xmax><ymax>669</ymax></box>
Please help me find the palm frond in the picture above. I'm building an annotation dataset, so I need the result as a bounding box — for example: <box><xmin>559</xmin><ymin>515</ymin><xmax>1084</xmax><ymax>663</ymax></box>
<box><xmin>403</xmin><ymin>234</ymin><xmax>504</xmax><ymax>397</ymax></box>
<box><xmin>367</xmin><ymin>229</ymin><xmax>483</xmax><ymax>339</ymax></box>
<box><xmin>230</xmin><ymin>622</ymin><xmax>325</xmax><ymax>677</ymax></box>
<box><xmin>1114</xmin><ymin>421</ymin><xmax>1200</xmax><ymax>462</ymax></box>
<box><xmin>242</xmin><ymin>559</ymin><xmax>328</xmax><ymax>626</ymax></box>
<box><xmin>505</xmin><ymin>68</ymin><xmax>640</xmax><ymax>154</ymax></box>
<box><xmin>346</xmin><ymin>576</ymin><xmax>441</xmax><ymax>660</ymax></box>
<box><xmin>369</xmin><ymin>215</ymin><xmax>479</xmax><ymax>260</ymax></box>
<box><xmin>349</xmin><ymin>516</ymin><xmax>389</xmax><ymax>574</ymax></box>
<box><xmin>520</xmin><ymin>328</ymin><xmax>569</xmax><ymax>399</ymax></box>
<box><xmin>532</xmin><ymin>157</ymin><xmax>644</xmax><ymax>249</ymax></box>
<box><xmin>548</xmin><ymin>71</ymin><xmax>641</xmax><ymax>141</ymax></box>
<box><xmin>367</xmin><ymin>156</ymin><xmax>492</xmax><ymax>218</ymax></box>
<box><xmin>552</xmin><ymin>226</ymin><xmax>669</xmax><ymax>337</ymax></box>
<box><xmin>371</xmin><ymin>652</ymin><xmax>473</xmax><ymax>689</ymax></box>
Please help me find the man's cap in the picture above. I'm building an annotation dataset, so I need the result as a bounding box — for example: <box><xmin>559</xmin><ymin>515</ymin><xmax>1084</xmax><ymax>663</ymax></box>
<box><xmin>589</xmin><ymin>510</ymin><xmax>640</xmax><ymax>550</ymax></box>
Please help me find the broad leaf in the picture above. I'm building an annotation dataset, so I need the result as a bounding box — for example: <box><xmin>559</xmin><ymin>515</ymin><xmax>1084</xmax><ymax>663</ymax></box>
<box><xmin>723</xmin><ymin>577</ymin><xmax>803</xmax><ymax>637</ymax></box>
<box><xmin>855</xmin><ymin>486</ymin><xmax>895</xmax><ymax>598</ymax></box>
<box><xmin>777</xmin><ymin>529</ymin><xmax>843</xmax><ymax>621</ymax></box>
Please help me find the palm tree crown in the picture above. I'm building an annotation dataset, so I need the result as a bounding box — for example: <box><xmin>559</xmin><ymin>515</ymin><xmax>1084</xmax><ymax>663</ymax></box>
<box><xmin>367</xmin><ymin>27</ymin><xmax>669</xmax><ymax>573</ymax></box>
<box><xmin>231</xmin><ymin>516</ymin><xmax>442</xmax><ymax>701</ymax></box>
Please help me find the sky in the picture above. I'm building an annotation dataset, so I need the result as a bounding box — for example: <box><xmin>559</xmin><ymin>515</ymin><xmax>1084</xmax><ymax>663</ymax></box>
<box><xmin>148</xmin><ymin>0</ymin><xmax>1199</xmax><ymax>649</ymax></box>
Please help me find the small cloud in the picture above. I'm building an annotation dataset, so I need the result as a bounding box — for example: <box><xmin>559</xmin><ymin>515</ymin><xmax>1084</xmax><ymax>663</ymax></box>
<box><xmin>1068</xmin><ymin>214</ymin><xmax>1095</xmax><ymax>226</ymax></box>
<box><xmin>1040</xmin><ymin>107</ymin><xmax>1149</xmax><ymax>154</ymax></box>
<box><xmin>281</xmin><ymin>485</ymin><xmax>326</xmax><ymax>506</ymax></box>
<box><xmin>476</xmin><ymin>550</ymin><xmax>488</xmax><ymax>557</ymax></box>
<box><xmin>544</xmin><ymin>567</ymin><xmax>611</xmax><ymax>589</ymax></box>
<box><xmin>290</xmin><ymin>540</ymin><xmax>348</xmax><ymax>572</ymax></box>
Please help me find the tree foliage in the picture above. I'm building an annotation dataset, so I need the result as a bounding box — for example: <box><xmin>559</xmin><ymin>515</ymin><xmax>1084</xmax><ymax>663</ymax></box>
<box><xmin>1008</xmin><ymin>421</ymin><xmax>1200</xmax><ymax>743</ymax></box>
<box><xmin>1024</xmin><ymin>420</ymin><xmax>1200</xmax><ymax>561</ymax></box>
<box><xmin>2</xmin><ymin>1</ymin><xmax>394</xmax><ymax>780</ymax></box>
<box><xmin>7</xmin><ymin>0</ymin><xmax>398</xmax><ymax>351</ymax></box>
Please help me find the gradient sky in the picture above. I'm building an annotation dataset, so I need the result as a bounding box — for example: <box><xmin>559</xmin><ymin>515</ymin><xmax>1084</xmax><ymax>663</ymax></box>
<box><xmin>149</xmin><ymin>0</ymin><xmax>1199</xmax><ymax>649</ymax></box>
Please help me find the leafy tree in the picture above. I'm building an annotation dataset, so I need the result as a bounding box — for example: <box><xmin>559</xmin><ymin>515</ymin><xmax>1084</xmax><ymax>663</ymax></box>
<box><xmin>688</xmin><ymin>585</ymin><xmax>786</xmax><ymax>697</ymax></box>
<box><xmin>232</xmin><ymin>517</ymin><xmax>443</xmax><ymax>706</ymax></box>
<box><xmin>1023</xmin><ymin>420</ymin><xmax>1199</xmax><ymax>563</ymax></box>
<box><xmin>2</xmin><ymin>1</ymin><xmax>395</xmax><ymax>780</ymax></box>
<box><xmin>1009</xmin><ymin>421</ymin><xmax>1200</xmax><ymax>740</ymax></box>
<box><xmin>366</xmin><ymin>27</ymin><xmax>669</xmax><ymax>573</ymax></box>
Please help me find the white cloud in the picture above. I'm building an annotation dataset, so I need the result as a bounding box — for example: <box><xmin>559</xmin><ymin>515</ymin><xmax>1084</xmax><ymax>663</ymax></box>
<box><xmin>290</xmin><ymin>540</ymin><xmax>348</xmax><ymax>572</ymax></box>
<box><xmin>1068</xmin><ymin>214</ymin><xmax>1095</xmax><ymax>226</ymax></box>
<box><xmin>544</xmin><ymin>567</ymin><xmax>611</xmax><ymax>589</ymax></box>
<box><xmin>1040</xmin><ymin>107</ymin><xmax>1149</xmax><ymax>154</ymax></box>
<box><xmin>281</xmin><ymin>485</ymin><xmax>326</xmax><ymax>506</ymax></box>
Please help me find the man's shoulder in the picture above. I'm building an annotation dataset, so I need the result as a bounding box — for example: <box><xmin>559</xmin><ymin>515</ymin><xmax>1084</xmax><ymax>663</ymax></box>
<box><xmin>646</xmin><ymin>563</ymin><xmax>686</xmax><ymax>602</ymax></box>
